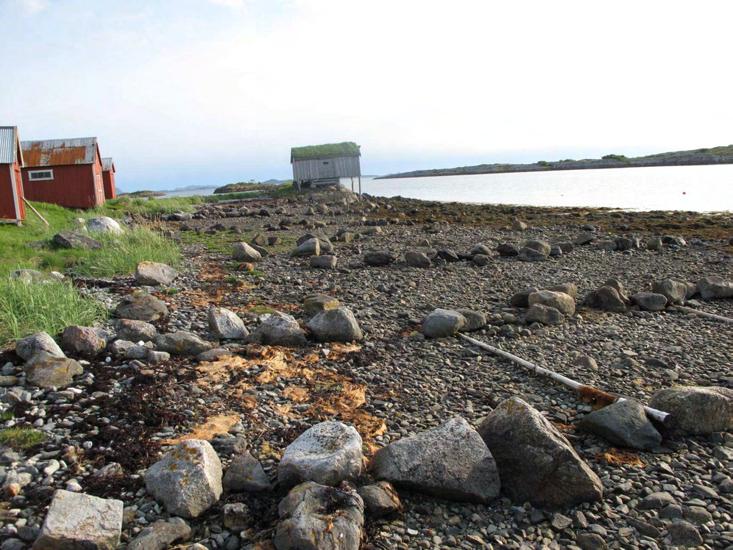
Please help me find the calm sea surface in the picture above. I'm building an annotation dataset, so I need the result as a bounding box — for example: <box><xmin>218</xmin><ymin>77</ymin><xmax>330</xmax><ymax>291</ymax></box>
<box><xmin>356</xmin><ymin>165</ymin><xmax>733</xmax><ymax>212</ymax></box>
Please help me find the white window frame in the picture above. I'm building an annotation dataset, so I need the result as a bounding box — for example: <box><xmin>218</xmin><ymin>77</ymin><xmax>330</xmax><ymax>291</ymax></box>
<box><xmin>28</xmin><ymin>169</ymin><xmax>54</xmax><ymax>181</ymax></box>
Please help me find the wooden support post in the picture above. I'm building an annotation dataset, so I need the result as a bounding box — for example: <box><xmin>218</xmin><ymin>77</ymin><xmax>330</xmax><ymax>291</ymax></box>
<box><xmin>351</xmin><ymin>176</ymin><xmax>354</xmax><ymax>193</ymax></box>
<box><xmin>358</xmin><ymin>175</ymin><xmax>362</xmax><ymax>196</ymax></box>
<box><xmin>22</xmin><ymin>198</ymin><xmax>49</xmax><ymax>226</ymax></box>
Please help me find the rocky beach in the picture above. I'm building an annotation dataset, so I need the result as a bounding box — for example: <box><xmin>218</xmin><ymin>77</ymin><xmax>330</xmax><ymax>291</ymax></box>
<box><xmin>1</xmin><ymin>187</ymin><xmax>732</xmax><ymax>550</ymax></box>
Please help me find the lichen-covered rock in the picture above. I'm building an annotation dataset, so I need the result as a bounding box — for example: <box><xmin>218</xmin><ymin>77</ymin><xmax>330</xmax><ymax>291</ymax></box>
<box><xmin>372</xmin><ymin>417</ymin><xmax>500</xmax><ymax>503</ymax></box>
<box><xmin>207</xmin><ymin>307</ymin><xmax>248</xmax><ymax>339</ymax></box>
<box><xmin>16</xmin><ymin>332</ymin><xmax>64</xmax><ymax>362</ymax></box>
<box><xmin>134</xmin><ymin>261</ymin><xmax>178</xmax><ymax>286</ymax></box>
<box><xmin>127</xmin><ymin>517</ymin><xmax>191</xmax><ymax>550</ymax></box>
<box><xmin>113</xmin><ymin>319</ymin><xmax>157</xmax><ymax>342</ymax></box>
<box><xmin>649</xmin><ymin>386</ymin><xmax>732</xmax><ymax>434</ymax></box>
<box><xmin>33</xmin><ymin>490</ymin><xmax>123</xmax><ymax>550</ymax></box>
<box><xmin>154</xmin><ymin>331</ymin><xmax>213</xmax><ymax>356</ymax></box>
<box><xmin>478</xmin><ymin>397</ymin><xmax>603</xmax><ymax>509</ymax></box>
<box><xmin>278</xmin><ymin>421</ymin><xmax>363</xmax><ymax>488</ymax></box>
<box><xmin>306</xmin><ymin>307</ymin><xmax>363</xmax><ymax>342</ymax></box>
<box><xmin>528</xmin><ymin>290</ymin><xmax>576</xmax><ymax>316</ymax></box>
<box><xmin>25</xmin><ymin>354</ymin><xmax>83</xmax><ymax>389</ymax></box>
<box><xmin>274</xmin><ymin>482</ymin><xmax>364</xmax><ymax>550</ymax></box>
<box><xmin>250</xmin><ymin>312</ymin><xmax>307</xmax><ymax>347</ymax></box>
<box><xmin>115</xmin><ymin>292</ymin><xmax>169</xmax><ymax>322</ymax></box>
<box><xmin>144</xmin><ymin>440</ymin><xmax>223</xmax><ymax>518</ymax></box>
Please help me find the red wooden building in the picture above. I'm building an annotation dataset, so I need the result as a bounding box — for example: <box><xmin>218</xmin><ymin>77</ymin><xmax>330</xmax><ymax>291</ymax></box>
<box><xmin>101</xmin><ymin>157</ymin><xmax>116</xmax><ymax>199</ymax></box>
<box><xmin>21</xmin><ymin>137</ymin><xmax>106</xmax><ymax>209</ymax></box>
<box><xmin>0</xmin><ymin>126</ymin><xmax>25</xmax><ymax>223</ymax></box>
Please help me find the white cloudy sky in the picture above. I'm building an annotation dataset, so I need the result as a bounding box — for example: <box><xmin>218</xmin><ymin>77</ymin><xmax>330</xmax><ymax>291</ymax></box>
<box><xmin>1</xmin><ymin>0</ymin><xmax>731</xmax><ymax>190</ymax></box>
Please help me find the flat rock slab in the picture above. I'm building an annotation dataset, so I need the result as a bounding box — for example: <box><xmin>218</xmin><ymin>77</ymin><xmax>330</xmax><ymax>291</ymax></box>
<box><xmin>127</xmin><ymin>517</ymin><xmax>191</xmax><ymax>550</ymax></box>
<box><xmin>134</xmin><ymin>261</ymin><xmax>178</xmax><ymax>286</ymax></box>
<box><xmin>154</xmin><ymin>331</ymin><xmax>213</xmax><ymax>356</ymax></box>
<box><xmin>25</xmin><ymin>354</ymin><xmax>83</xmax><ymax>389</ymax></box>
<box><xmin>578</xmin><ymin>399</ymin><xmax>662</xmax><ymax>450</ymax></box>
<box><xmin>33</xmin><ymin>489</ymin><xmax>123</xmax><ymax>550</ymax></box>
<box><xmin>649</xmin><ymin>386</ymin><xmax>732</xmax><ymax>434</ymax></box>
<box><xmin>372</xmin><ymin>417</ymin><xmax>500</xmax><ymax>503</ymax></box>
<box><xmin>144</xmin><ymin>439</ymin><xmax>223</xmax><ymax>518</ymax></box>
<box><xmin>278</xmin><ymin>421</ymin><xmax>363</xmax><ymax>487</ymax></box>
<box><xmin>478</xmin><ymin>397</ymin><xmax>603</xmax><ymax>509</ymax></box>
<box><xmin>115</xmin><ymin>293</ymin><xmax>169</xmax><ymax>322</ymax></box>
<box><xmin>274</xmin><ymin>482</ymin><xmax>364</xmax><ymax>550</ymax></box>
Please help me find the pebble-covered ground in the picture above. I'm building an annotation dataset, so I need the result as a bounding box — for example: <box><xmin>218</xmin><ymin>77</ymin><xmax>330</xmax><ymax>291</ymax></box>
<box><xmin>1</xmin><ymin>188</ymin><xmax>731</xmax><ymax>549</ymax></box>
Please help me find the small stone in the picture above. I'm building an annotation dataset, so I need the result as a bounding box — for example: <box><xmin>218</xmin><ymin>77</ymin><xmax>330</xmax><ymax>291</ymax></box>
<box><xmin>208</xmin><ymin>307</ymin><xmax>248</xmax><ymax>340</ymax></box>
<box><xmin>363</xmin><ymin>250</ymin><xmax>395</xmax><ymax>266</ymax></box>
<box><xmin>357</xmin><ymin>481</ymin><xmax>401</xmax><ymax>519</ymax></box>
<box><xmin>422</xmin><ymin>308</ymin><xmax>466</xmax><ymax>338</ymax></box>
<box><xmin>551</xmin><ymin>513</ymin><xmax>573</xmax><ymax>530</ymax></box>
<box><xmin>114</xmin><ymin>319</ymin><xmax>157</xmax><ymax>342</ymax></box>
<box><xmin>232</xmin><ymin>242</ymin><xmax>262</xmax><ymax>262</ymax></box>
<box><xmin>310</xmin><ymin>255</ymin><xmax>337</xmax><ymax>269</ymax></box>
<box><xmin>222</xmin><ymin>502</ymin><xmax>249</xmax><ymax>531</ymax></box>
<box><xmin>223</xmin><ymin>452</ymin><xmax>271</xmax><ymax>492</ymax></box>
<box><xmin>405</xmin><ymin>251</ymin><xmax>432</xmax><ymax>268</ymax></box>
<box><xmin>638</xmin><ymin>491</ymin><xmax>676</xmax><ymax>510</ymax></box>
<box><xmin>127</xmin><ymin>517</ymin><xmax>192</xmax><ymax>550</ymax></box>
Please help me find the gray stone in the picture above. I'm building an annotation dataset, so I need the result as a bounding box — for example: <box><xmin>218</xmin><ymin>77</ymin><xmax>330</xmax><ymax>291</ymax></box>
<box><xmin>372</xmin><ymin>417</ymin><xmax>500</xmax><ymax>503</ymax></box>
<box><xmin>666</xmin><ymin>520</ymin><xmax>703</xmax><ymax>547</ymax></box>
<box><xmin>576</xmin><ymin>533</ymin><xmax>606</xmax><ymax>550</ymax></box>
<box><xmin>526</xmin><ymin>304</ymin><xmax>564</xmax><ymax>325</ymax></box>
<box><xmin>638</xmin><ymin>491</ymin><xmax>676</xmax><ymax>510</ymax></box>
<box><xmin>25</xmin><ymin>354</ymin><xmax>83</xmax><ymax>389</ymax></box>
<box><xmin>223</xmin><ymin>451</ymin><xmax>271</xmax><ymax>492</ymax></box>
<box><xmin>549</xmin><ymin>245</ymin><xmax>563</xmax><ymax>257</ymax></box>
<box><xmin>528</xmin><ymin>290</ymin><xmax>575</xmax><ymax>316</ymax></box>
<box><xmin>357</xmin><ymin>481</ymin><xmax>401</xmax><ymax>519</ymax></box>
<box><xmin>517</xmin><ymin>246</ymin><xmax>547</xmax><ymax>262</ymax></box>
<box><xmin>208</xmin><ymin>307</ymin><xmax>248</xmax><ymax>339</ymax></box>
<box><xmin>61</xmin><ymin>326</ymin><xmax>106</xmax><ymax>356</ymax></box>
<box><xmin>422</xmin><ymin>308</ymin><xmax>466</xmax><ymax>338</ymax></box>
<box><xmin>250</xmin><ymin>312</ymin><xmax>307</xmax><ymax>347</ymax></box>
<box><xmin>232</xmin><ymin>242</ymin><xmax>262</xmax><ymax>262</ymax></box>
<box><xmin>652</xmin><ymin>279</ymin><xmax>688</xmax><ymax>305</ymax></box>
<box><xmin>309</xmin><ymin>255</ymin><xmax>337</xmax><ymax>269</ymax></box>
<box><xmin>472</xmin><ymin>253</ymin><xmax>490</xmax><ymax>266</ymax></box>
<box><xmin>585</xmin><ymin>286</ymin><xmax>627</xmax><ymax>313</ymax></box>
<box><xmin>87</xmin><ymin>216</ymin><xmax>123</xmax><ymax>234</ymax></box>
<box><xmin>307</xmin><ymin>307</ymin><xmax>363</xmax><ymax>343</ymax></box>
<box><xmin>291</xmin><ymin>238</ymin><xmax>320</xmax><ymax>257</ymax></box>
<box><xmin>512</xmin><ymin>218</ymin><xmax>528</xmax><ymax>231</ymax></box>
<box><xmin>16</xmin><ymin>332</ymin><xmax>64</xmax><ymax>361</ymax></box>
<box><xmin>478</xmin><ymin>397</ymin><xmax>603</xmax><ymax>508</ymax></box>
<box><xmin>469</xmin><ymin>244</ymin><xmax>491</xmax><ymax>256</ymax></box>
<box><xmin>595</xmin><ymin>239</ymin><xmax>617</xmax><ymax>251</ymax></box>
<box><xmin>274</xmin><ymin>482</ymin><xmax>364</xmax><ymax>550</ymax></box>
<box><xmin>647</xmin><ymin>237</ymin><xmax>663</xmax><ymax>251</ymax></box>
<box><xmin>649</xmin><ymin>386</ymin><xmax>732</xmax><ymax>434</ymax></box>
<box><xmin>144</xmin><ymin>439</ymin><xmax>223</xmax><ymax>518</ymax></box>
<box><xmin>33</xmin><ymin>490</ymin><xmax>123</xmax><ymax>550</ymax></box>
<box><xmin>52</xmin><ymin>231</ymin><xmax>101</xmax><ymax>250</ymax></box>
<box><xmin>114</xmin><ymin>319</ymin><xmax>157</xmax><ymax>342</ymax></box>
<box><xmin>278</xmin><ymin>421</ymin><xmax>363</xmax><ymax>487</ymax></box>
<box><xmin>405</xmin><ymin>250</ymin><xmax>432</xmax><ymax>268</ymax></box>
<box><xmin>115</xmin><ymin>293</ymin><xmax>169</xmax><ymax>322</ymax></box>
<box><xmin>364</xmin><ymin>250</ymin><xmax>395</xmax><ymax>266</ymax></box>
<box><xmin>697</xmin><ymin>276</ymin><xmax>733</xmax><ymax>300</ymax></box>
<box><xmin>222</xmin><ymin>502</ymin><xmax>249</xmax><ymax>531</ymax></box>
<box><xmin>456</xmin><ymin>309</ymin><xmax>486</xmax><ymax>332</ymax></box>
<box><xmin>574</xmin><ymin>232</ymin><xmax>596</xmax><ymax>246</ymax></box>
<box><xmin>510</xmin><ymin>288</ymin><xmax>539</xmax><ymax>308</ymax></box>
<box><xmin>134</xmin><ymin>261</ymin><xmax>178</xmax><ymax>286</ymax></box>
<box><xmin>549</xmin><ymin>282</ymin><xmax>578</xmax><ymax>298</ymax></box>
<box><xmin>127</xmin><ymin>517</ymin><xmax>191</xmax><ymax>550</ymax></box>
<box><xmin>525</xmin><ymin>240</ymin><xmax>551</xmax><ymax>255</ymax></box>
<box><xmin>155</xmin><ymin>331</ymin><xmax>213</xmax><ymax>356</ymax></box>
<box><xmin>631</xmin><ymin>292</ymin><xmax>668</xmax><ymax>312</ymax></box>
<box><xmin>578</xmin><ymin>399</ymin><xmax>662</xmax><ymax>450</ymax></box>
<box><xmin>496</xmin><ymin>243</ymin><xmax>519</xmax><ymax>257</ymax></box>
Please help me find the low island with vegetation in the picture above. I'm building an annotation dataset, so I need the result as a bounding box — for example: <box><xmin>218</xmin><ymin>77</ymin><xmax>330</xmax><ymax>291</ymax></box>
<box><xmin>378</xmin><ymin>144</ymin><xmax>733</xmax><ymax>179</ymax></box>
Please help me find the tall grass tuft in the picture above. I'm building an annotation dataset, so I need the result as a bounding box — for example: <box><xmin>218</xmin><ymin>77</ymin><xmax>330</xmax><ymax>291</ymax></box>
<box><xmin>73</xmin><ymin>227</ymin><xmax>182</xmax><ymax>278</ymax></box>
<box><xmin>0</xmin><ymin>278</ymin><xmax>108</xmax><ymax>347</ymax></box>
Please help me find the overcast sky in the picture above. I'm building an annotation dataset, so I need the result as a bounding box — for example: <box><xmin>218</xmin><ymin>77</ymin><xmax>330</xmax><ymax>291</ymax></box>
<box><xmin>1</xmin><ymin>0</ymin><xmax>731</xmax><ymax>191</ymax></box>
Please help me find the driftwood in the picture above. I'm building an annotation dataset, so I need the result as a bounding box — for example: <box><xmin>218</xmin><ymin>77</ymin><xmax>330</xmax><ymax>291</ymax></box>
<box><xmin>22</xmin><ymin>198</ymin><xmax>49</xmax><ymax>226</ymax></box>
<box><xmin>671</xmin><ymin>305</ymin><xmax>733</xmax><ymax>324</ymax></box>
<box><xmin>458</xmin><ymin>333</ymin><xmax>672</xmax><ymax>426</ymax></box>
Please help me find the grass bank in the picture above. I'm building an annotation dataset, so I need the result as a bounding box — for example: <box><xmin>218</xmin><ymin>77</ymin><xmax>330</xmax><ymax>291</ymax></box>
<box><xmin>0</xmin><ymin>277</ymin><xmax>108</xmax><ymax>347</ymax></box>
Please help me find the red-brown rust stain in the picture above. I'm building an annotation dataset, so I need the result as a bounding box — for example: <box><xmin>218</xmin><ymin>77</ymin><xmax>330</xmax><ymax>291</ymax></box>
<box><xmin>23</xmin><ymin>143</ymin><xmax>89</xmax><ymax>166</ymax></box>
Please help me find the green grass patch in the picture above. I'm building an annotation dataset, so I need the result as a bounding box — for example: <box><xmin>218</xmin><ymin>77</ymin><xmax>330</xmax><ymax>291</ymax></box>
<box><xmin>247</xmin><ymin>304</ymin><xmax>276</xmax><ymax>314</ymax></box>
<box><xmin>0</xmin><ymin>277</ymin><xmax>108</xmax><ymax>347</ymax></box>
<box><xmin>0</xmin><ymin>427</ymin><xmax>46</xmax><ymax>450</ymax></box>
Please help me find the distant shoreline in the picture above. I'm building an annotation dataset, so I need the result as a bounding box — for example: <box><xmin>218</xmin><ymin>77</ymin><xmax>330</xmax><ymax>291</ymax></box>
<box><xmin>378</xmin><ymin>145</ymin><xmax>733</xmax><ymax>179</ymax></box>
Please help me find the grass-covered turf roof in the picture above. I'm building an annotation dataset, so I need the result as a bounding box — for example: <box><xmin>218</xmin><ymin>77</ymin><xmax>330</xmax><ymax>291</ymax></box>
<box><xmin>291</xmin><ymin>141</ymin><xmax>360</xmax><ymax>161</ymax></box>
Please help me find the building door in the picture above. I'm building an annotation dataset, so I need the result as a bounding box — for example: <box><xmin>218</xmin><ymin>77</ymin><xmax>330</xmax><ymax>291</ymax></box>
<box><xmin>320</xmin><ymin>159</ymin><xmax>337</xmax><ymax>179</ymax></box>
<box><xmin>94</xmin><ymin>173</ymin><xmax>105</xmax><ymax>204</ymax></box>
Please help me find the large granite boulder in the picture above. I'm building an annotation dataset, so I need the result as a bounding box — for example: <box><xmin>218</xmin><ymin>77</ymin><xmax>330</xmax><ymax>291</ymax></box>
<box><xmin>33</xmin><ymin>490</ymin><xmax>123</xmax><ymax>550</ymax></box>
<box><xmin>155</xmin><ymin>331</ymin><xmax>213</xmax><ymax>356</ymax></box>
<box><xmin>278</xmin><ymin>421</ymin><xmax>363</xmax><ymax>488</ymax></box>
<box><xmin>25</xmin><ymin>354</ymin><xmax>83</xmax><ymax>389</ymax></box>
<box><xmin>578</xmin><ymin>399</ymin><xmax>662</xmax><ymax>450</ymax></box>
<box><xmin>585</xmin><ymin>285</ymin><xmax>627</xmax><ymax>313</ymax></box>
<box><xmin>145</xmin><ymin>440</ymin><xmax>223</xmax><ymax>518</ymax></box>
<box><xmin>306</xmin><ymin>307</ymin><xmax>363</xmax><ymax>342</ymax></box>
<box><xmin>52</xmin><ymin>231</ymin><xmax>101</xmax><ymax>250</ymax></box>
<box><xmin>87</xmin><ymin>216</ymin><xmax>123</xmax><ymax>234</ymax></box>
<box><xmin>649</xmin><ymin>386</ymin><xmax>732</xmax><ymax>434</ymax></box>
<box><xmin>208</xmin><ymin>307</ymin><xmax>248</xmax><ymax>339</ymax></box>
<box><xmin>652</xmin><ymin>279</ymin><xmax>688</xmax><ymax>305</ymax></box>
<box><xmin>274</xmin><ymin>482</ymin><xmax>364</xmax><ymax>550</ymax></box>
<box><xmin>372</xmin><ymin>417</ymin><xmax>500</xmax><ymax>503</ymax></box>
<box><xmin>134</xmin><ymin>261</ymin><xmax>178</xmax><ymax>286</ymax></box>
<box><xmin>478</xmin><ymin>397</ymin><xmax>603</xmax><ymax>509</ymax></box>
<box><xmin>291</xmin><ymin>238</ymin><xmax>320</xmax><ymax>257</ymax></box>
<box><xmin>61</xmin><ymin>326</ymin><xmax>106</xmax><ymax>357</ymax></box>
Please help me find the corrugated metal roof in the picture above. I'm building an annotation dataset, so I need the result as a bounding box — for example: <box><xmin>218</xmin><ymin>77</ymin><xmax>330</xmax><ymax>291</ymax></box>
<box><xmin>0</xmin><ymin>127</ymin><xmax>19</xmax><ymax>165</ymax></box>
<box><xmin>102</xmin><ymin>157</ymin><xmax>115</xmax><ymax>172</ymax></box>
<box><xmin>21</xmin><ymin>137</ymin><xmax>98</xmax><ymax>167</ymax></box>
